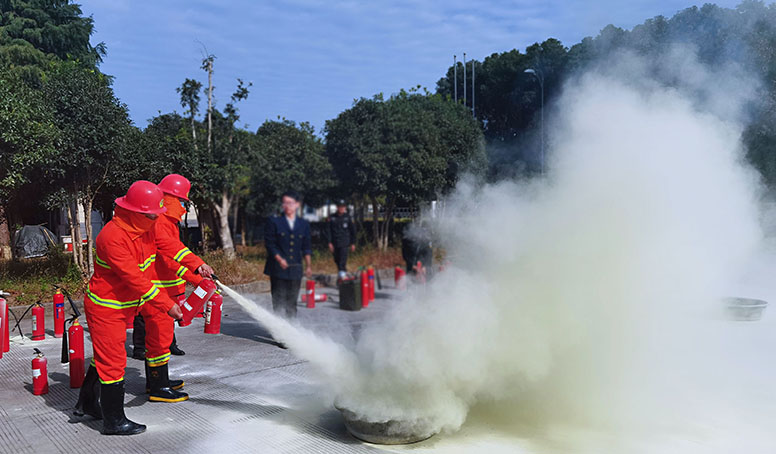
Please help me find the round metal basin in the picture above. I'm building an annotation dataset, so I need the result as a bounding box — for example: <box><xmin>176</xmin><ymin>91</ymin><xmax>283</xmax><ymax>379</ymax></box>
<box><xmin>337</xmin><ymin>406</ymin><xmax>437</xmax><ymax>445</ymax></box>
<box><xmin>724</xmin><ymin>297</ymin><xmax>768</xmax><ymax>321</ymax></box>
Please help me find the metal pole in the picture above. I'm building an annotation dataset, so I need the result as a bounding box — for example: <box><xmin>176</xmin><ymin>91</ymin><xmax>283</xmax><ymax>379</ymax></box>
<box><xmin>472</xmin><ymin>59</ymin><xmax>475</xmax><ymax>118</ymax></box>
<box><xmin>463</xmin><ymin>52</ymin><xmax>467</xmax><ymax>107</ymax></box>
<box><xmin>453</xmin><ymin>55</ymin><xmax>457</xmax><ymax>103</ymax></box>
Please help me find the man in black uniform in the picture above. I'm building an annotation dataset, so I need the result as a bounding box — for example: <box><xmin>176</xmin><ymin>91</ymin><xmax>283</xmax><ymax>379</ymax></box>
<box><xmin>327</xmin><ymin>199</ymin><xmax>356</xmax><ymax>279</ymax></box>
<box><xmin>264</xmin><ymin>191</ymin><xmax>313</xmax><ymax>320</ymax></box>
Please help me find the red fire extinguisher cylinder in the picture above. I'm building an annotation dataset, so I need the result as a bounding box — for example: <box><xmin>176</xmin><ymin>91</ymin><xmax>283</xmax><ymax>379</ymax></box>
<box><xmin>305</xmin><ymin>280</ymin><xmax>316</xmax><ymax>308</ymax></box>
<box><xmin>53</xmin><ymin>290</ymin><xmax>65</xmax><ymax>338</ymax></box>
<box><xmin>32</xmin><ymin>303</ymin><xmax>45</xmax><ymax>341</ymax></box>
<box><xmin>360</xmin><ymin>271</ymin><xmax>369</xmax><ymax>308</ymax></box>
<box><xmin>32</xmin><ymin>349</ymin><xmax>49</xmax><ymax>395</ymax></box>
<box><xmin>204</xmin><ymin>292</ymin><xmax>223</xmax><ymax>335</ymax></box>
<box><xmin>0</xmin><ymin>297</ymin><xmax>7</xmax><ymax>359</ymax></box>
<box><xmin>178</xmin><ymin>279</ymin><xmax>218</xmax><ymax>327</ymax></box>
<box><xmin>68</xmin><ymin>319</ymin><xmax>85</xmax><ymax>388</ymax></box>
<box><xmin>367</xmin><ymin>267</ymin><xmax>375</xmax><ymax>302</ymax></box>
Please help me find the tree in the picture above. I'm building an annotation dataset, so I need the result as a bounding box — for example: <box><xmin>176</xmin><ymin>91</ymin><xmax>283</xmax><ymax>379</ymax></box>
<box><xmin>176</xmin><ymin>78</ymin><xmax>202</xmax><ymax>148</ymax></box>
<box><xmin>0</xmin><ymin>0</ymin><xmax>105</xmax><ymax>85</ymax></box>
<box><xmin>250</xmin><ymin>119</ymin><xmax>333</xmax><ymax>218</ymax></box>
<box><xmin>0</xmin><ymin>72</ymin><xmax>59</xmax><ymax>258</ymax></box>
<box><xmin>43</xmin><ymin>62</ymin><xmax>132</xmax><ymax>276</ymax></box>
<box><xmin>326</xmin><ymin>89</ymin><xmax>485</xmax><ymax>249</ymax></box>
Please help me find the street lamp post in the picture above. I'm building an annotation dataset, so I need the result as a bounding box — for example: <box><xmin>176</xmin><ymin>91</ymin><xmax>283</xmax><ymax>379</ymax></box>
<box><xmin>524</xmin><ymin>68</ymin><xmax>544</xmax><ymax>174</ymax></box>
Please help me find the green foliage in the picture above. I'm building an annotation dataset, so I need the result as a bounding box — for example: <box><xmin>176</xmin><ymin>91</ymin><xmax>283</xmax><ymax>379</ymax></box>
<box><xmin>42</xmin><ymin>61</ymin><xmax>132</xmax><ymax>207</ymax></box>
<box><xmin>251</xmin><ymin>119</ymin><xmax>333</xmax><ymax>215</ymax></box>
<box><xmin>325</xmin><ymin>89</ymin><xmax>485</xmax><ymax>205</ymax></box>
<box><xmin>0</xmin><ymin>72</ymin><xmax>59</xmax><ymax>205</ymax></box>
<box><xmin>0</xmin><ymin>0</ymin><xmax>105</xmax><ymax>85</ymax></box>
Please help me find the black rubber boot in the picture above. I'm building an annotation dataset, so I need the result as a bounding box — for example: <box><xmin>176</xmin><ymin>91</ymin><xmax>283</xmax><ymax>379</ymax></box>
<box><xmin>145</xmin><ymin>361</ymin><xmax>184</xmax><ymax>393</ymax></box>
<box><xmin>169</xmin><ymin>334</ymin><xmax>185</xmax><ymax>356</ymax></box>
<box><xmin>100</xmin><ymin>381</ymin><xmax>146</xmax><ymax>435</ymax></box>
<box><xmin>74</xmin><ymin>364</ymin><xmax>102</xmax><ymax>419</ymax></box>
<box><xmin>148</xmin><ymin>363</ymin><xmax>189</xmax><ymax>403</ymax></box>
<box><xmin>132</xmin><ymin>315</ymin><xmax>146</xmax><ymax>360</ymax></box>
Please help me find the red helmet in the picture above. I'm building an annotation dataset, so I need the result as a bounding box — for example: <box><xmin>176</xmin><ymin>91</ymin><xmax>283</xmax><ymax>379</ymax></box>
<box><xmin>158</xmin><ymin>174</ymin><xmax>191</xmax><ymax>201</ymax></box>
<box><xmin>115</xmin><ymin>181</ymin><xmax>167</xmax><ymax>214</ymax></box>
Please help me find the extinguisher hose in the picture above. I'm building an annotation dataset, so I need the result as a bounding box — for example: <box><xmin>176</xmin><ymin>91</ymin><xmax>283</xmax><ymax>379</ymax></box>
<box><xmin>6</xmin><ymin>303</ymin><xmax>24</xmax><ymax>338</ymax></box>
<box><xmin>61</xmin><ymin>315</ymin><xmax>77</xmax><ymax>364</ymax></box>
<box><xmin>375</xmin><ymin>267</ymin><xmax>383</xmax><ymax>290</ymax></box>
<box><xmin>10</xmin><ymin>300</ymin><xmax>39</xmax><ymax>334</ymax></box>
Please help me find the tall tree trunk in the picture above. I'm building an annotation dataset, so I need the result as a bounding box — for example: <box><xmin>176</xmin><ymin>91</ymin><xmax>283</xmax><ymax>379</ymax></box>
<box><xmin>66</xmin><ymin>199</ymin><xmax>85</xmax><ymax>276</ymax></box>
<box><xmin>206</xmin><ymin>59</ymin><xmax>213</xmax><ymax>155</ymax></box>
<box><xmin>213</xmin><ymin>189</ymin><xmax>235</xmax><ymax>259</ymax></box>
<box><xmin>370</xmin><ymin>195</ymin><xmax>380</xmax><ymax>249</ymax></box>
<box><xmin>190</xmin><ymin>115</ymin><xmax>198</xmax><ymax>151</ymax></box>
<box><xmin>378</xmin><ymin>198</ymin><xmax>395</xmax><ymax>251</ymax></box>
<box><xmin>82</xmin><ymin>196</ymin><xmax>95</xmax><ymax>278</ymax></box>
<box><xmin>231</xmin><ymin>197</ymin><xmax>239</xmax><ymax>243</ymax></box>
<box><xmin>240</xmin><ymin>209</ymin><xmax>248</xmax><ymax>247</ymax></box>
<box><xmin>0</xmin><ymin>204</ymin><xmax>12</xmax><ymax>259</ymax></box>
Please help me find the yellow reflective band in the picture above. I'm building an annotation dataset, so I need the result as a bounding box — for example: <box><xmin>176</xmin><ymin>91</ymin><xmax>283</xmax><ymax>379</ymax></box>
<box><xmin>151</xmin><ymin>279</ymin><xmax>185</xmax><ymax>288</ymax></box>
<box><xmin>99</xmin><ymin>377</ymin><xmax>124</xmax><ymax>385</ymax></box>
<box><xmin>173</xmin><ymin>248</ymin><xmax>191</xmax><ymax>262</ymax></box>
<box><xmin>86</xmin><ymin>289</ymin><xmax>145</xmax><ymax>309</ymax></box>
<box><xmin>175</xmin><ymin>266</ymin><xmax>187</xmax><ymax>277</ymax></box>
<box><xmin>138</xmin><ymin>254</ymin><xmax>157</xmax><ymax>271</ymax></box>
<box><xmin>95</xmin><ymin>255</ymin><xmax>111</xmax><ymax>269</ymax></box>
<box><xmin>140</xmin><ymin>286</ymin><xmax>159</xmax><ymax>302</ymax></box>
<box><xmin>146</xmin><ymin>353</ymin><xmax>171</xmax><ymax>366</ymax></box>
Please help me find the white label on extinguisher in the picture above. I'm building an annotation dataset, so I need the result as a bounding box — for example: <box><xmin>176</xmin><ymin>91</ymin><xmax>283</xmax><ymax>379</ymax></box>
<box><xmin>69</xmin><ymin>349</ymin><xmax>75</xmax><ymax>354</ymax></box>
<box><xmin>32</xmin><ymin>369</ymin><xmax>41</xmax><ymax>378</ymax></box>
<box><xmin>32</xmin><ymin>315</ymin><xmax>37</xmax><ymax>327</ymax></box>
<box><xmin>183</xmin><ymin>302</ymin><xmax>193</xmax><ymax>311</ymax></box>
<box><xmin>194</xmin><ymin>286</ymin><xmax>207</xmax><ymax>299</ymax></box>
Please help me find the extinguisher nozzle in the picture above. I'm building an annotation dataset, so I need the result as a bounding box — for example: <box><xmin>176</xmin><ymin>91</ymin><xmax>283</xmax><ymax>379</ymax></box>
<box><xmin>33</xmin><ymin>348</ymin><xmax>42</xmax><ymax>355</ymax></box>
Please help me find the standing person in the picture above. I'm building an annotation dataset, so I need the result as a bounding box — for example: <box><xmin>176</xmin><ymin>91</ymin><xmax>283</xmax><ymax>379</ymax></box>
<box><xmin>263</xmin><ymin>191</ymin><xmax>312</xmax><ymax>321</ymax></box>
<box><xmin>132</xmin><ymin>174</ymin><xmax>214</xmax><ymax>359</ymax></box>
<box><xmin>327</xmin><ymin>199</ymin><xmax>356</xmax><ymax>279</ymax></box>
<box><xmin>142</xmin><ymin>174</ymin><xmax>215</xmax><ymax>396</ymax></box>
<box><xmin>74</xmin><ymin>181</ymin><xmax>183</xmax><ymax>436</ymax></box>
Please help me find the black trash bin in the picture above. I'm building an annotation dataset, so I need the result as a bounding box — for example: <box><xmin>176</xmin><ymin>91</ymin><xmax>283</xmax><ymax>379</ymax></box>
<box><xmin>339</xmin><ymin>278</ymin><xmax>361</xmax><ymax>311</ymax></box>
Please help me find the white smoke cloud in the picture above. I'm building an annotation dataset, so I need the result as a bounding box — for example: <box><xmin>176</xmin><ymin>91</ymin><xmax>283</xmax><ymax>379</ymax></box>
<box><xmin>225</xmin><ymin>44</ymin><xmax>775</xmax><ymax>452</ymax></box>
<box><xmin>322</xmin><ymin>46</ymin><xmax>774</xmax><ymax>451</ymax></box>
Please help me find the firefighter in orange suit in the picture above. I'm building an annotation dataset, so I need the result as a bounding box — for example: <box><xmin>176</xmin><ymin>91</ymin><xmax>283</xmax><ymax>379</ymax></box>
<box><xmin>144</xmin><ymin>173</ymin><xmax>214</xmax><ymax>395</ymax></box>
<box><xmin>73</xmin><ymin>181</ymin><xmax>189</xmax><ymax>435</ymax></box>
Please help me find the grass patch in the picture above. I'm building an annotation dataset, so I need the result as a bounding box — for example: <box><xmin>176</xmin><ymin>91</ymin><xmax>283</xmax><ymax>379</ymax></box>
<box><xmin>0</xmin><ymin>247</ymin><xmax>86</xmax><ymax>306</ymax></box>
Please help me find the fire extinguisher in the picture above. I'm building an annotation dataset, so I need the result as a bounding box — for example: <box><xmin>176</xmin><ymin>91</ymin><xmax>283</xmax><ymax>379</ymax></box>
<box><xmin>395</xmin><ymin>266</ymin><xmax>406</xmax><ymax>290</ymax></box>
<box><xmin>32</xmin><ymin>348</ymin><xmax>49</xmax><ymax>395</ymax></box>
<box><xmin>68</xmin><ymin>318</ymin><xmax>85</xmax><ymax>388</ymax></box>
<box><xmin>0</xmin><ymin>296</ymin><xmax>6</xmax><ymax>360</ymax></box>
<box><xmin>204</xmin><ymin>292</ymin><xmax>223</xmax><ymax>335</ymax></box>
<box><xmin>305</xmin><ymin>280</ymin><xmax>316</xmax><ymax>308</ymax></box>
<box><xmin>31</xmin><ymin>302</ymin><xmax>45</xmax><ymax>341</ymax></box>
<box><xmin>53</xmin><ymin>290</ymin><xmax>65</xmax><ymax>338</ymax></box>
<box><xmin>178</xmin><ymin>279</ymin><xmax>218</xmax><ymax>327</ymax></box>
<box><xmin>360</xmin><ymin>270</ymin><xmax>369</xmax><ymax>308</ymax></box>
<box><xmin>367</xmin><ymin>266</ymin><xmax>375</xmax><ymax>302</ymax></box>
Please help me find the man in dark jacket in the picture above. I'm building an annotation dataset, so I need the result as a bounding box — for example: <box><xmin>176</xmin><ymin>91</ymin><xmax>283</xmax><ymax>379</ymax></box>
<box><xmin>327</xmin><ymin>199</ymin><xmax>356</xmax><ymax>279</ymax></box>
<box><xmin>263</xmin><ymin>191</ymin><xmax>313</xmax><ymax>319</ymax></box>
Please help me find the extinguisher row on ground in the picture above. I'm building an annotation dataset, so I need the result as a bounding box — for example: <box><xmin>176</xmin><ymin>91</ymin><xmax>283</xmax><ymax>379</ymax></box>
<box><xmin>3</xmin><ymin>281</ymin><xmax>225</xmax><ymax>397</ymax></box>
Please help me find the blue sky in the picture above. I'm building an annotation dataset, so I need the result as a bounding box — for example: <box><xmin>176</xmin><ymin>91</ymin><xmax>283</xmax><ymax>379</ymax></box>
<box><xmin>79</xmin><ymin>0</ymin><xmax>743</xmax><ymax>133</ymax></box>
